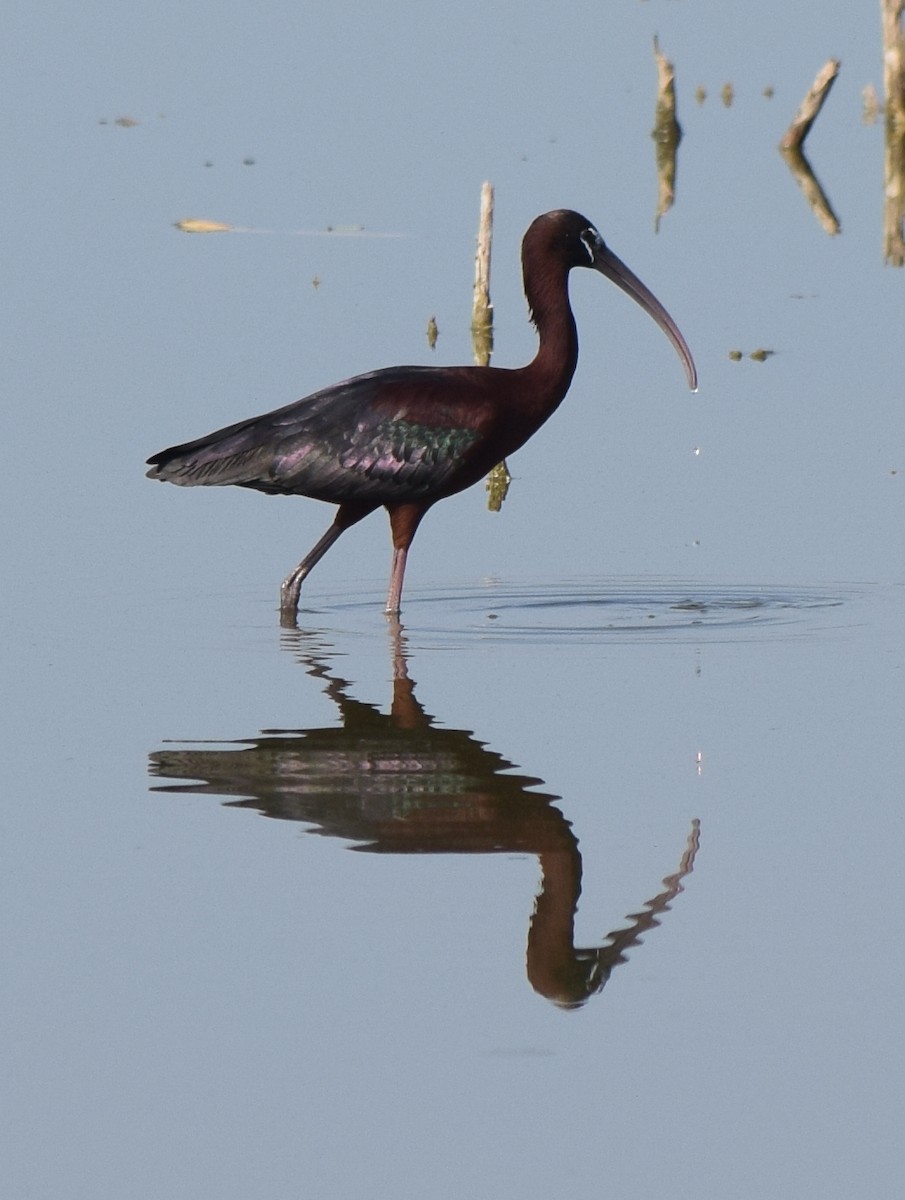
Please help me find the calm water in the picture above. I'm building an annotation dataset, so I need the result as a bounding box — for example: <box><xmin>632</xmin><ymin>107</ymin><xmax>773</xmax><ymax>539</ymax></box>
<box><xmin>4</xmin><ymin>2</ymin><xmax>904</xmax><ymax>1197</ymax></box>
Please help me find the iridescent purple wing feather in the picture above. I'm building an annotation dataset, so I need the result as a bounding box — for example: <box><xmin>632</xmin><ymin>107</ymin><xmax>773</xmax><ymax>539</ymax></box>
<box><xmin>147</xmin><ymin>367</ymin><xmax>484</xmax><ymax>503</ymax></box>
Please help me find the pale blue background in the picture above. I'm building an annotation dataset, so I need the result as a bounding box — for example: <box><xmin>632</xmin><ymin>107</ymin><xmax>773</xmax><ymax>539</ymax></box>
<box><xmin>3</xmin><ymin>3</ymin><xmax>903</xmax><ymax>1198</ymax></box>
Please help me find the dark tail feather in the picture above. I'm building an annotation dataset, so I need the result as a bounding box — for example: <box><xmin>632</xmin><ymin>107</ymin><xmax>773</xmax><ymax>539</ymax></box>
<box><xmin>146</xmin><ymin>418</ymin><xmax>278</xmax><ymax>486</ymax></box>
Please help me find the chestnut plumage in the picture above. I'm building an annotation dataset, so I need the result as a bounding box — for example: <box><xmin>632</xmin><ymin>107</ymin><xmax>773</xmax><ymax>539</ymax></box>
<box><xmin>147</xmin><ymin>209</ymin><xmax>697</xmax><ymax>620</ymax></box>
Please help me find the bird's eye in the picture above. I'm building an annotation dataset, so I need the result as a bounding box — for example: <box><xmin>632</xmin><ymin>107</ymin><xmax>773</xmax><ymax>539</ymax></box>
<box><xmin>579</xmin><ymin>228</ymin><xmax>602</xmax><ymax>262</ymax></box>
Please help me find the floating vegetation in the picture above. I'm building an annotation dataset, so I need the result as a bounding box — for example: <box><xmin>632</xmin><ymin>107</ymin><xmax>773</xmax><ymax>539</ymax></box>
<box><xmin>485</xmin><ymin>461</ymin><xmax>512</xmax><ymax>512</ymax></box>
<box><xmin>721</xmin><ymin>82</ymin><xmax>734</xmax><ymax>107</ymax></box>
<box><xmin>173</xmin><ymin>218</ymin><xmax>403</xmax><ymax>238</ymax></box>
<box><xmin>174</xmin><ymin>218</ymin><xmax>232</xmax><ymax>234</ymax></box>
<box><xmin>114</xmin><ymin>116</ymin><xmax>138</xmax><ymax>127</ymax></box>
<box><xmin>728</xmin><ymin>348</ymin><xmax>775</xmax><ymax>361</ymax></box>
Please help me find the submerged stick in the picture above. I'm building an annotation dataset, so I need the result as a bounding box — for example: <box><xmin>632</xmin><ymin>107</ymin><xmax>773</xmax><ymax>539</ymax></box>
<box><xmin>780</xmin><ymin>145</ymin><xmax>841</xmax><ymax>235</ymax></box>
<box><xmin>779</xmin><ymin>59</ymin><xmax>841</xmax><ymax>151</ymax></box>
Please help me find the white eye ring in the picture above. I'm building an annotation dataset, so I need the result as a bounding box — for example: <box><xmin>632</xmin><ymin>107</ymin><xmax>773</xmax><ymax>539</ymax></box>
<box><xmin>579</xmin><ymin>228</ymin><xmax>602</xmax><ymax>262</ymax></box>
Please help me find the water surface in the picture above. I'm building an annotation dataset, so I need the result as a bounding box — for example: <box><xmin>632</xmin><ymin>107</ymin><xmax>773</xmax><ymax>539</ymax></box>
<box><xmin>3</xmin><ymin>2</ymin><xmax>904</xmax><ymax>1197</ymax></box>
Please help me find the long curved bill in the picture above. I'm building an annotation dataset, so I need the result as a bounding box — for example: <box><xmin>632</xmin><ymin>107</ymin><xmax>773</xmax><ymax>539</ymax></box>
<box><xmin>594</xmin><ymin>245</ymin><xmax>698</xmax><ymax>392</ymax></box>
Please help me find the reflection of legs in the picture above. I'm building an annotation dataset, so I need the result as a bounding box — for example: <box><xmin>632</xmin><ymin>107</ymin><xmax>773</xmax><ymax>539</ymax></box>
<box><xmin>386</xmin><ymin>504</ymin><xmax>429</xmax><ymax>615</ymax></box>
<box><xmin>280</xmin><ymin>502</ymin><xmax>374</xmax><ymax>620</ymax></box>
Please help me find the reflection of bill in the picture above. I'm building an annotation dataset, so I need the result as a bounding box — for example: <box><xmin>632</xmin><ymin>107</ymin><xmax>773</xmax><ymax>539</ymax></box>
<box><xmin>149</xmin><ymin>624</ymin><xmax>700</xmax><ymax>1009</ymax></box>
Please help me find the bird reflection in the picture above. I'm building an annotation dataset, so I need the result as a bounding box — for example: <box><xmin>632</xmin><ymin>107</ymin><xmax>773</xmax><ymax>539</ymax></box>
<box><xmin>148</xmin><ymin>624</ymin><xmax>699</xmax><ymax>1008</ymax></box>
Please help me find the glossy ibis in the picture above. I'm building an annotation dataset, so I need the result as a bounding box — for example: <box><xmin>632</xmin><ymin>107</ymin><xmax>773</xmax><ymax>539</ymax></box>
<box><xmin>147</xmin><ymin>209</ymin><xmax>697</xmax><ymax>619</ymax></box>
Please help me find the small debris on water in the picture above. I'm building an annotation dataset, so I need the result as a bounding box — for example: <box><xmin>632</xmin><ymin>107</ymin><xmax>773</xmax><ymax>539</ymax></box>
<box><xmin>728</xmin><ymin>348</ymin><xmax>775</xmax><ymax>362</ymax></box>
<box><xmin>174</xmin><ymin>218</ymin><xmax>232</xmax><ymax>233</ymax></box>
<box><xmin>862</xmin><ymin>84</ymin><xmax>881</xmax><ymax>124</ymax></box>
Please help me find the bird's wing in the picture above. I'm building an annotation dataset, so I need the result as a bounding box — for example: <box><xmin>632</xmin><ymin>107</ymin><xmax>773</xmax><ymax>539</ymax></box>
<box><xmin>147</xmin><ymin>367</ymin><xmax>490</xmax><ymax>502</ymax></box>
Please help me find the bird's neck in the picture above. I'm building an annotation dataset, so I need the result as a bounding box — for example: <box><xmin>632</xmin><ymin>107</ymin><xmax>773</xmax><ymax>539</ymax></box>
<box><xmin>523</xmin><ymin>264</ymin><xmax>580</xmax><ymax>417</ymax></box>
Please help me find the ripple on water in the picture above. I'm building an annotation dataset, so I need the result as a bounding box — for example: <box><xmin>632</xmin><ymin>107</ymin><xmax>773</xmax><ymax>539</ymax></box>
<box><xmin>361</xmin><ymin>578</ymin><xmax>861</xmax><ymax>647</ymax></box>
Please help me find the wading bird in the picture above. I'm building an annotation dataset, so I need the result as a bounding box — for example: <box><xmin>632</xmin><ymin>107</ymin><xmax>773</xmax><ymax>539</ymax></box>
<box><xmin>147</xmin><ymin>209</ymin><xmax>697</xmax><ymax>620</ymax></box>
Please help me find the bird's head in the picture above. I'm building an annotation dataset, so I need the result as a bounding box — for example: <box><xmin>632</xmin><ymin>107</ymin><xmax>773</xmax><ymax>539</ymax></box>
<box><xmin>526</xmin><ymin>210</ymin><xmax>698</xmax><ymax>391</ymax></box>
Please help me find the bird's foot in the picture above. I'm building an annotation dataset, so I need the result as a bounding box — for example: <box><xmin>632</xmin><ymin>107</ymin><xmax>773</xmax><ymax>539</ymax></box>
<box><xmin>279</xmin><ymin>606</ymin><xmax>299</xmax><ymax>629</ymax></box>
<box><xmin>280</xmin><ymin>577</ymin><xmax>302</xmax><ymax>627</ymax></box>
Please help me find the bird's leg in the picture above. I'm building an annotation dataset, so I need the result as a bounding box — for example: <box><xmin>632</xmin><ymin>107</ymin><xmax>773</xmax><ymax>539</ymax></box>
<box><xmin>385</xmin><ymin>504</ymin><xmax>428</xmax><ymax>615</ymax></box>
<box><xmin>280</xmin><ymin>503</ymin><xmax>373</xmax><ymax>624</ymax></box>
<box><xmin>385</xmin><ymin>547</ymin><xmax>409</xmax><ymax>616</ymax></box>
<box><xmin>280</xmin><ymin>525</ymin><xmax>343</xmax><ymax>619</ymax></box>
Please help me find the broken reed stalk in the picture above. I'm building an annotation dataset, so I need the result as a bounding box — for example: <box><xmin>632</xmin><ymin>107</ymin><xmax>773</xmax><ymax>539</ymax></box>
<box><xmin>778</xmin><ymin>60</ymin><xmax>842</xmax><ymax>235</ymax></box>
<box><xmin>882</xmin><ymin>0</ymin><xmax>905</xmax><ymax>128</ymax></box>
<box><xmin>471</xmin><ymin>181</ymin><xmax>494</xmax><ymax>365</ymax></box>
<box><xmin>469</xmin><ymin>183</ymin><xmax>511</xmax><ymax>510</ymax></box>
<box><xmin>651</xmin><ymin>36</ymin><xmax>682</xmax><ymax>231</ymax></box>
<box><xmin>882</xmin><ymin>0</ymin><xmax>905</xmax><ymax>264</ymax></box>
<box><xmin>779</xmin><ymin>59</ymin><xmax>841</xmax><ymax>151</ymax></box>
